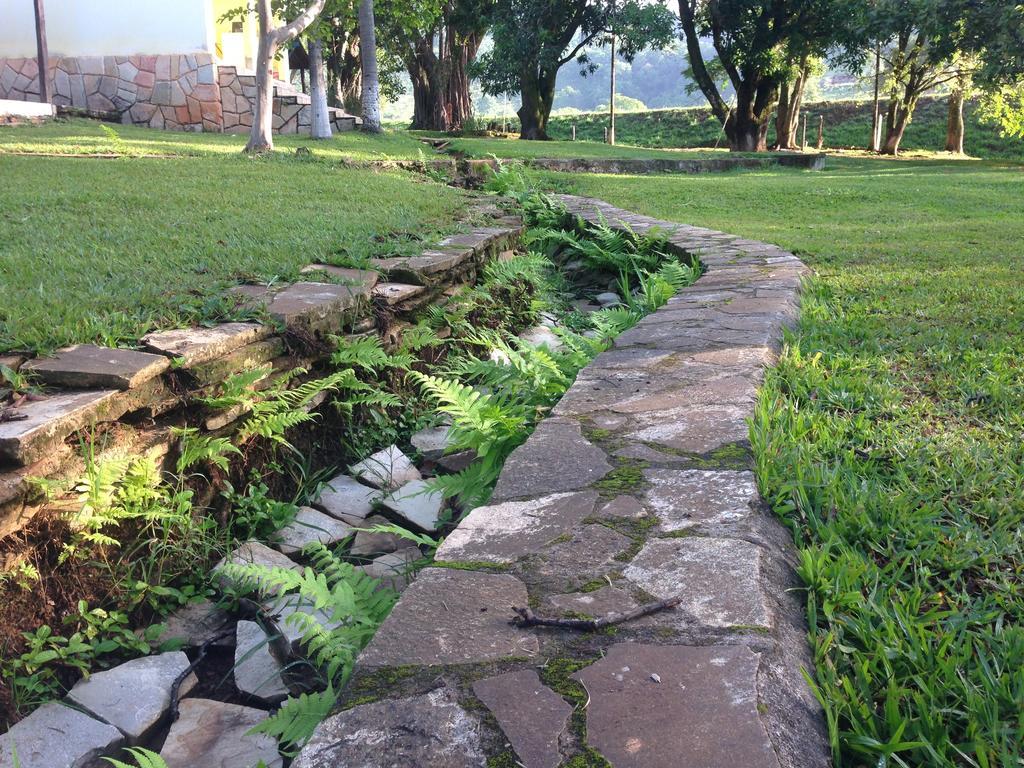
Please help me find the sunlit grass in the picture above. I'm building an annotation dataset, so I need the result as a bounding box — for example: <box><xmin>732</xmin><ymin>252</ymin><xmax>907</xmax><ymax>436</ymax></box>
<box><xmin>546</xmin><ymin>157</ymin><xmax>1024</xmax><ymax>767</ymax></box>
<box><xmin>0</xmin><ymin>123</ymin><xmax>467</xmax><ymax>354</ymax></box>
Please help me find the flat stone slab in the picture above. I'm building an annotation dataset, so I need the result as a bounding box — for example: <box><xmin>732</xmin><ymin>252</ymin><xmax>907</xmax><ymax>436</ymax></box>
<box><xmin>142</xmin><ymin>322</ymin><xmax>269</xmax><ymax>367</ymax></box>
<box><xmin>0</xmin><ymin>389</ymin><xmax>118</xmax><ymax>465</ymax></box>
<box><xmin>349</xmin><ymin>445</ymin><xmax>421</xmax><ymax>491</ymax></box>
<box><xmin>293</xmin><ymin>688</ymin><xmax>485</xmax><ymax>768</ymax></box>
<box><xmin>67</xmin><ymin>652</ymin><xmax>197</xmax><ymax>744</ymax></box>
<box><xmin>436</xmin><ymin>490</ymin><xmax>599</xmax><ymax>564</ymax></box>
<box><xmin>0</xmin><ymin>701</ymin><xmax>124</xmax><ymax>768</ymax></box>
<box><xmin>372</xmin><ymin>281</ymin><xmax>426</xmax><ymax>306</ymax></box>
<box><xmin>410</xmin><ymin>424</ymin><xmax>453</xmax><ymax>460</ymax></box>
<box><xmin>273</xmin><ymin>505</ymin><xmax>354</xmax><ymax>555</ymax></box>
<box><xmin>597</xmin><ymin>494</ymin><xmax>647</xmax><ymax>519</ymax></box>
<box><xmin>491</xmin><ymin>419</ymin><xmax>611</xmax><ymax>501</ymax></box>
<box><xmin>350</xmin><ymin>514</ymin><xmax>408</xmax><ymax>556</ymax></box>
<box><xmin>300</xmin><ymin>264</ymin><xmax>379</xmax><ymax>293</ymax></box>
<box><xmin>159</xmin><ymin>698</ymin><xmax>282</xmax><ymax>768</ymax></box>
<box><xmin>267</xmin><ymin>281</ymin><xmax>367</xmax><ymax>327</ymax></box>
<box><xmin>151</xmin><ymin>598</ymin><xmax>233</xmax><ymax>648</ymax></box>
<box><xmin>572</xmin><ymin>643</ymin><xmax>777</xmax><ymax>768</ymax></box>
<box><xmin>624</xmin><ymin>538</ymin><xmax>771</xmax><ymax>629</ymax></box>
<box><xmin>234</xmin><ymin>620</ymin><xmax>290</xmax><ymax>703</ymax></box>
<box><xmin>623</xmin><ymin>404</ymin><xmax>750</xmax><ymax>454</ymax></box>
<box><xmin>644</xmin><ymin>469</ymin><xmax>759</xmax><ymax>531</ymax></box>
<box><xmin>313</xmin><ymin>472</ymin><xmax>380</xmax><ymax>524</ymax></box>
<box><xmin>214</xmin><ymin>540</ymin><xmax>303</xmax><ymax>595</ymax></box>
<box><xmin>545</xmin><ymin>585</ymin><xmax>640</xmax><ymax>618</ymax></box>
<box><xmin>531</xmin><ymin>523</ymin><xmax>632</xmax><ymax>589</ymax></box>
<box><xmin>23</xmin><ymin>344</ymin><xmax>169</xmax><ymax>390</ymax></box>
<box><xmin>380</xmin><ymin>479</ymin><xmax>445</xmax><ymax>531</ymax></box>
<box><xmin>473</xmin><ymin>670</ymin><xmax>571</xmax><ymax>768</ymax></box>
<box><xmin>359</xmin><ymin>568</ymin><xmax>537</xmax><ymax>667</ymax></box>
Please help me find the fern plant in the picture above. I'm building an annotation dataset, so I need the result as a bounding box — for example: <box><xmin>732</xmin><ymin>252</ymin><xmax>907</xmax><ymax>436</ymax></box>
<box><xmin>248</xmin><ymin>687</ymin><xmax>338</xmax><ymax>754</ymax></box>
<box><xmin>104</xmin><ymin>748</ymin><xmax>170</xmax><ymax>768</ymax></box>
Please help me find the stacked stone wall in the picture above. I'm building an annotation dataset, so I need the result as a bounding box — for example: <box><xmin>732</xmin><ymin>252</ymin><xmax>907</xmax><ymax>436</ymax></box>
<box><xmin>0</xmin><ymin>54</ymin><xmax>222</xmax><ymax>131</ymax></box>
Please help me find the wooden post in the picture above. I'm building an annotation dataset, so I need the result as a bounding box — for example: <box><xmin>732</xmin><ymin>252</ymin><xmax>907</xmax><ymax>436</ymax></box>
<box><xmin>817</xmin><ymin>115</ymin><xmax>824</xmax><ymax>150</ymax></box>
<box><xmin>33</xmin><ymin>0</ymin><xmax>50</xmax><ymax>103</ymax></box>
<box><xmin>572</xmin><ymin>123</ymin><xmax>576</xmax><ymax>141</ymax></box>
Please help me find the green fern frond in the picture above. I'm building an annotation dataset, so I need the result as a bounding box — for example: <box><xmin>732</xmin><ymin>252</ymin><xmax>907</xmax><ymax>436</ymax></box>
<box><xmin>248</xmin><ymin>688</ymin><xmax>338</xmax><ymax>752</ymax></box>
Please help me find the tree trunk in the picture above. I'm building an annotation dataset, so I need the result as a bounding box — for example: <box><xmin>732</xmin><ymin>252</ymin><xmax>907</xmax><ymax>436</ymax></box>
<box><xmin>775</xmin><ymin>66</ymin><xmax>807</xmax><ymax>150</ymax></box>
<box><xmin>882</xmin><ymin>101</ymin><xmax>912</xmax><ymax>155</ymax></box>
<box><xmin>446</xmin><ymin>32</ymin><xmax>481</xmax><ymax>131</ymax></box>
<box><xmin>328</xmin><ymin>29</ymin><xmax>361</xmax><ymax>112</ymax></box>
<box><xmin>945</xmin><ymin>88</ymin><xmax>965</xmax><ymax>153</ymax></box>
<box><xmin>358</xmin><ymin>0</ymin><xmax>381</xmax><ymax>132</ymax></box>
<box><xmin>518</xmin><ymin>68</ymin><xmax>556</xmax><ymax>140</ymax></box>
<box><xmin>245</xmin><ymin>0</ymin><xmax>326</xmax><ymax>153</ymax></box>
<box><xmin>247</xmin><ymin>0</ymin><xmax>277</xmax><ymax>153</ymax></box>
<box><xmin>309</xmin><ymin>38</ymin><xmax>332</xmax><ymax>139</ymax></box>
<box><xmin>726</xmin><ymin>80</ymin><xmax>773</xmax><ymax>152</ymax></box>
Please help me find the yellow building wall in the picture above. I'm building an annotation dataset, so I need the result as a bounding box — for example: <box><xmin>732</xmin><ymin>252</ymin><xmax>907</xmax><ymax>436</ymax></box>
<box><xmin>210</xmin><ymin>0</ymin><xmax>289</xmax><ymax>81</ymax></box>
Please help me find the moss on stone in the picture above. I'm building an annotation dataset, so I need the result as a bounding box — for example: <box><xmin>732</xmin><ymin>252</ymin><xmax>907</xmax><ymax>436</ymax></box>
<box><xmin>594</xmin><ymin>458</ymin><xmax>649</xmax><ymax>495</ymax></box>
<box><xmin>432</xmin><ymin>559</ymin><xmax>511</xmax><ymax>573</ymax></box>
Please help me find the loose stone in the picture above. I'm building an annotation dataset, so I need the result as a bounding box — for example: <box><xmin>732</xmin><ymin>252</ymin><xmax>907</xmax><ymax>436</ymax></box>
<box><xmin>150</xmin><ymin>598</ymin><xmax>233</xmax><ymax>648</ymax></box>
<box><xmin>473</xmin><ymin>669</ymin><xmax>572</xmax><ymax>768</ymax></box>
<box><xmin>349</xmin><ymin>514</ymin><xmax>408</xmax><ymax>557</ymax></box>
<box><xmin>359</xmin><ymin>568</ymin><xmax>537</xmax><ymax>667</ymax></box>
<box><xmin>213</xmin><ymin>540</ymin><xmax>302</xmax><ymax>595</ymax></box>
<box><xmin>572</xmin><ymin>643</ymin><xmax>777</xmax><ymax>768</ymax></box>
<box><xmin>233</xmin><ymin>620</ymin><xmax>290</xmax><ymax>703</ymax></box>
<box><xmin>349</xmin><ymin>445</ymin><xmax>421</xmax><ymax>491</ymax></box>
<box><xmin>355</xmin><ymin>546</ymin><xmax>421</xmax><ymax>592</ymax></box>
<box><xmin>313</xmin><ymin>472</ymin><xmax>380</xmax><ymax>524</ymax></box>
<box><xmin>595</xmin><ymin>291</ymin><xmax>622</xmax><ymax>307</ymax></box>
<box><xmin>67</xmin><ymin>652</ymin><xmax>197</xmax><ymax>744</ymax></box>
<box><xmin>159</xmin><ymin>698</ymin><xmax>283</xmax><ymax>768</ymax></box>
<box><xmin>0</xmin><ymin>701</ymin><xmax>124</xmax><ymax>768</ymax></box>
<box><xmin>410</xmin><ymin>424</ymin><xmax>453</xmax><ymax>461</ymax></box>
<box><xmin>518</xmin><ymin>325</ymin><xmax>564</xmax><ymax>351</ymax></box>
<box><xmin>380</xmin><ymin>479</ymin><xmax>445</xmax><ymax>531</ymax></box>
<box><xmin>292</xmin><ymin>688</ymin><xmax>485</xmax><ymax>768</ymax></box>
<box><xmin>272</xmin><ymin>505</ymin><xmax>354</xmax><ymax>555</ymax></box>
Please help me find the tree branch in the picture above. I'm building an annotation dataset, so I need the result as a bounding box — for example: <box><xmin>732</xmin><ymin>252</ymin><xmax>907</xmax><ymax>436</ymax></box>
<box><xmin>271</xmin><ymin>0</ymin><xmax>328</xmax><ymax>46</ymax></box>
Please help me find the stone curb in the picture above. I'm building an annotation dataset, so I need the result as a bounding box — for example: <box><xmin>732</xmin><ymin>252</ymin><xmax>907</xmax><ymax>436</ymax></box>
<box><xmin>300</xmin><ymin>196</ymin><xmax>829</xmax><ymax>768</ymax></box>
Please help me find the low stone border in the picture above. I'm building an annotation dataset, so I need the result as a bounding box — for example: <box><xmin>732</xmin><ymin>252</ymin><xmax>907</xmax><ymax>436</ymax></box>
<box><xmin>0</xmin><ymin>204</ymin><xmax>523</xmax><ymax>540</ymax></box>
<box><xmin>294</xmin><ymin>196</ymin><xmax>829</xmax><ymax>768</ymax></box>
<box><xmin>524</xmin><ymin>153</ymin><xmax>826</xmax><ymax>174</ymax></box>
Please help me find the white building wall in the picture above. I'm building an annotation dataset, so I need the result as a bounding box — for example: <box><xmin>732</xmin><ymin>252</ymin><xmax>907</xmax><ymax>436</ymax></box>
<box><xmin>0</xmin><ymin>0</ymin><xmax>216</xmax><ymax>58</ymax></box>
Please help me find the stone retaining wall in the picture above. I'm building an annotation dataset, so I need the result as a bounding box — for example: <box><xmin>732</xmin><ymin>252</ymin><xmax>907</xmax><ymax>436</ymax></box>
<box><xmin>524</xmin><ymin>153</ymin><xmax>826</xmax><ymax>174</ymax></box>
<box><xmin>293</xmin><ymin>197</ymin><xmax>829</xmax><ymax>768</ymax></box>
<box><xmin>0</xmin><ymin>206</ymin><xmax>523</xmax><ymax>544</ymax></box>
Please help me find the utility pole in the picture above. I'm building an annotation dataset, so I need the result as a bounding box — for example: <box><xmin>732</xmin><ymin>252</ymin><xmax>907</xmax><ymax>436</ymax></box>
<box><xmin>607</xmin><ymin>0</ymin><xmax>616</xmax><ymax>145</ymax></box>
<box><xmin>870</xmin><ymin>42</ymin><xmax>881</xmax><ymax>152</ymax></box>
<box><xmin>33</xmin><ymin>0</ymin><xmax>50</xmax><ymax>103</ymax></box>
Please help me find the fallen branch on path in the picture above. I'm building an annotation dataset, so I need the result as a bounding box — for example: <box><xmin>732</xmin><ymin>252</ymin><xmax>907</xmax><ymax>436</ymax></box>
<box><xmin>509</xmin><ymin>596</ymin><xmax>682</xmax><ymax>631</ymax></box>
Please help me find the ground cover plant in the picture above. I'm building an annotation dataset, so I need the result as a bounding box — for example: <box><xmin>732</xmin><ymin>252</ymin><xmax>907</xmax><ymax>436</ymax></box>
<box><xmin>547</xmin><ymin>156</ymin><xmax>1024</xmax><ymax>767</ymax></box>
<box><xmin>0</xmin><ymin>121</ymin><xmax>466</xmax><ymax>354</ymax></box>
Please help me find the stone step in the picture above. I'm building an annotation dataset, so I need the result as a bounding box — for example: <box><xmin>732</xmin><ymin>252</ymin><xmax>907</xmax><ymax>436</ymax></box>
<box><xmin>22</xmin><ymin>344</ymin><xmax>170</xmax><ymax>390</ymax></box>
<box><xmin>0</xmin><ymin>388</ymin><xmax>121</xmax><ymax>465</ymax></box>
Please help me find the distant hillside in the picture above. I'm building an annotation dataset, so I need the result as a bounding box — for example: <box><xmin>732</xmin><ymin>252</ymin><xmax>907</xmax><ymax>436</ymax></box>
<box><xmin>527</xmin><ymin>97</ymin><xmax>1022</xmax><ymax>160</ymax></box>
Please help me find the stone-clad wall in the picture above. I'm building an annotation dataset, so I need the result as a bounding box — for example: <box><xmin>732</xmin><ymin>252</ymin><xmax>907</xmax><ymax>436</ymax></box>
<box><xmin>0</xmin><ymin>53</ymin><xmax>222</xmax><ymax>131</ymax></box>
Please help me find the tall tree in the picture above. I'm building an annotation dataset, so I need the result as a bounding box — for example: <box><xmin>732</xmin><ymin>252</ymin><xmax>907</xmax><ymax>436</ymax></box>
<box><xmin>477</xmin><ymin>0</ymin><xmax>675</xmax><ymax>140</ymax></box>
<box><xmin>677</xmin><ymin>0</ymin><xmax>840</xmax><ymax>152</ymax></box>
<box><xmin>308</xmin><ymin>37</ymin><xmax>333</xmax><ymax>138</ymax></box>
<box><xmin>246</xmin><ymin>0</ymin><xmax>328</xmax><ymax>153</ymax></box>
<box><xmin>358</xmin><ymin>0</ymin><xmax>382</xmax><ymax>131</ymax></box>
<box><xmin>961</xmin><ymin>1</ymin><xmax>1024</xmax><ymax>144</ymax></box>
<box><xmin>394</xmin><ymin>0</ymin><xmax>491</xmax><ymax>131</ymax></box>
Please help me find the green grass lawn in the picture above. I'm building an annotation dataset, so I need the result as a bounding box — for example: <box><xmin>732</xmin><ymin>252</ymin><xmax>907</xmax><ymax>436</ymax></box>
<box><xmin>436</xmin><ymin>133</ymin><xmax>752</xmax><ymax>161</ymax></box>
<box><xmin>0</xmin><ymin>117</ymin><xmax>431</xmax><ymax>161</ymax></box>
<box><xmin>0</xmin><ymin>123</ymin><xmax>466</xmax><ymax>354</ymax></box>
<box><xmin>542</xmin><ymin>158</ymin><xmax>1024</xmax><ymax>767</ymax></box>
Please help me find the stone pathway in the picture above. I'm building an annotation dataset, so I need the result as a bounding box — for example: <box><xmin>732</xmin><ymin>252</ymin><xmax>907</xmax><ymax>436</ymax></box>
<box><xmin>292</xmin><ymin>196</ymin><xmax>830</xmax><ymax>768</ymax></box>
